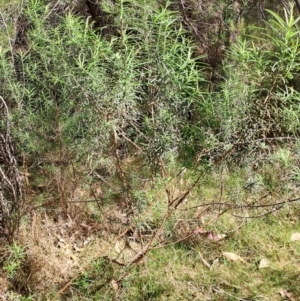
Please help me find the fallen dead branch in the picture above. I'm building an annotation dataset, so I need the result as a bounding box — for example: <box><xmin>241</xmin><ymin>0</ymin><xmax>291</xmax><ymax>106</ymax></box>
<box><xmin>0</xmin><ymin>95</ymin><xmax>23</xmax><ymax>243</ymax></box>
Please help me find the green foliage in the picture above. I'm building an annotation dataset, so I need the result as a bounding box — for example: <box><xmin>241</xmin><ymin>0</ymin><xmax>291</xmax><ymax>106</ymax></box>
<box><xmin>3</xmin><ymin>243</ymin><xmax>26</xmax><ymax>279</ymax></box>
<box><xmin>72</xmin><ymin>257</ymin><xmax>114</xmax><ymax>300</ymax></box>
<box><xmin>122</xmin><ymin>269</ymin><xmax>171</xmax><ymax>301</ymax></box>
<box><xmin>2</xmin><ymin>2</ymin><xmax>300</xmax><ymax>301</ymax></box>
<box><xmin>2</xmin><ymin>1</ymin><xmax>300</xmax><ymax>170</ymax></box>
<box><xmin>0</xmin><ymin>0</ymin><xmax>207</xmax><ymax>171</ymax></box>
<box><xmin>217</xmin><ymin>4</ymin><xmax>300</xmax><ymax>149</ymax></box>
<box><xmin>7</xmin><ymin>292</ymin><xmax>35</xmax><ymax>301</ymax></box>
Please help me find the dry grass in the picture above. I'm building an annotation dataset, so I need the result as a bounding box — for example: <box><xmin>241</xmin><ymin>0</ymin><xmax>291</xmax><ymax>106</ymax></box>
<box><xmin>1</xmin><ymin>153</ymin><xmax>299</xmax><ymax>300</ymax></box>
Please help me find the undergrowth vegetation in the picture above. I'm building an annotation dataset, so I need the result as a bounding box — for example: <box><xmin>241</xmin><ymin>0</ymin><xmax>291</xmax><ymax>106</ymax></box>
<box><xmin>0</xmin><ymin>0</ymin><xmax>300</xmax><ymax>300</ymax></box>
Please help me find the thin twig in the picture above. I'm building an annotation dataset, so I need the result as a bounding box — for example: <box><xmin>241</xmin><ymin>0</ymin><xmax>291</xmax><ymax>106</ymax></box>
<box><xmin>179</xmin><ymin>195</ymin><xmax>300</xmax><ymax>211</ymax></box>
<box><xmin>0</xmin><ymin>11</ymin><xmax>14</xmax><ymax>65</ymax></box>
<box><xmin>212</xmin><ymin>286</ymin><xmax>249</xmax><ymax>301</ymax></box>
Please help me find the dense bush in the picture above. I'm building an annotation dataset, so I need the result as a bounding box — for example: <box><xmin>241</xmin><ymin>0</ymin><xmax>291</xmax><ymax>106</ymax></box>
<box><xmin>1</xmin><ymin>1</ymin><xmax>299</xmax><ymax>199</ymax></box>
<box><xmin>0</xmin><ymin>0</ymin><xmax>208</xmax><ymax>171</ymax></box>
<box><xmin>203</xmin><ymin>6</ymin><xmax>300</xmax><ymax>164</ymax></box>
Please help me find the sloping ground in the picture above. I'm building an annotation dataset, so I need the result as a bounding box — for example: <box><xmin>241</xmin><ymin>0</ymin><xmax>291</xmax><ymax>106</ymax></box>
<box><xmin>0</xmin><ymin>1</ymin><xmax>300</xmax><ymax>301</ymax></box>
<box><xmin>0</xmin><ymin>161</ymin><xmax>299</xmax><ymax>300</ymax></box>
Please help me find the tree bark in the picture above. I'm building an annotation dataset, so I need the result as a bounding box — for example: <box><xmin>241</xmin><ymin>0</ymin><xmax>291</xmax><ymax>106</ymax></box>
<box><xmin>294</xmin><ymin>0</ymin><xmax>300</xmax><ymax>13</ymax></box>
<box><xmin>85</xmin><ymin>0</ymin><xmax>113</xmax><ymax>34</ymax></box>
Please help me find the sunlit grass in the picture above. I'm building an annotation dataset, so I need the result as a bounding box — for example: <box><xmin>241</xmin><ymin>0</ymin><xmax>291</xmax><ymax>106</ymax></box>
<box><xmin>119</xmin><ymin>207</ymin><xmax>300</xmax><ymax>300</ymax></box>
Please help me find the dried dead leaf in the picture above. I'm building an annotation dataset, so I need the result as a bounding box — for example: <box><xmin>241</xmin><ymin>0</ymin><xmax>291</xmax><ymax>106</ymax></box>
<box><xmin>211</xmin><ymin>258</ymin><xmax>220</xmax><ymax>269</ymax></box>
<box><xmin>193</xmin><ymin>228</ymin><xmax>207</xmax><ymax>234</ymax></box>
<box><xmin>115</xmin><ymin>241</ymin><xmax>123</xmax><ymax>254</ymax></box>
<box><xmin>258</xmin><ymin>258</ymin><xmax>270</xmax><ymax>269</ymax></box>
<box><xmin>222</xmin><ymin>252</ymin><xmax>246</xmax><ymax>263</ymax></box>
<box><xmin>193</xmin><ymin>228</ymin><xmax>226</xmax><ymax>242</ymax></box>
<box><xmin>207</xmin><ymin>233</ymin><xmax>226</xmax><ymax>242</ymax></box>
<box><xmin>279</xmin><ymin>289</ymin><xmax>296</xmax><ymax>301</ymax></box>
<box><xmin>290</xmin><ymin>233</ymin><xmax>300</xmax><ymax>242</ymax></box>
<box><xmin>111</xmin><ymin>279</ymin><xmax>119</xmax><ymax>291</ymax></box>
<box><xmin>198</xmin><ymin>251</ymin><xmax>211</xmax><ymax>269</ymax></box>
<box><xmin>83</xmin><ymin>236</ymin><xmax>94</xmax><ymax>246</ymax></box>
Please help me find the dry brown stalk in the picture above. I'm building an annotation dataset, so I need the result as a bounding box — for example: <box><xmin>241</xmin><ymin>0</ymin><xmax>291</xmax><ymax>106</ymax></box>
<box><xmin>0</xmin><ymin>96</ymin><xmax>24</xmax><ymax>243</ymax></box>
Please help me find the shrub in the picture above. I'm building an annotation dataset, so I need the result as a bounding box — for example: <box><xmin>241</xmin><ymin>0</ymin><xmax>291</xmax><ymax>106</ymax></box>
<box><xmin>209</xmin><ymin>5</ymin><xmax>300</xmax><ymax>162</ymax></box>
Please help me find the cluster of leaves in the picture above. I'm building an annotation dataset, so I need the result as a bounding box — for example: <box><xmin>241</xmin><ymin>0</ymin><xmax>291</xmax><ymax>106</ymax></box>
<box><xmin>0</xmin><ymin>0</ymin><xmax>207</xmax><ymax>172</ymax></box>
<box><xmin>1</xmin><ymin>0</ymin><xmax>299</xmax><ymax>172</ymax></box>
<box><xmin>199</xmin><ymin>5</ymin><xmax>300</xmax><ymax>164</ymax></box>
<box><xmin>241</xmin><ymin>8</ymin><xmax>300</xmax><ymax>133</ymax></box>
